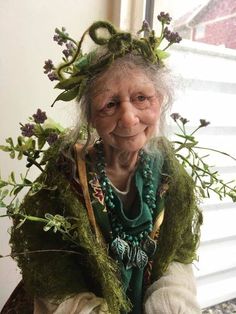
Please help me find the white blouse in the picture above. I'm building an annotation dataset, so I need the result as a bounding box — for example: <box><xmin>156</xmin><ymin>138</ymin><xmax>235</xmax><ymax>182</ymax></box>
<box><xmin>34</xmin><ymin>262</ymin><xmax>201</xmax><ymax>314</ymax></box>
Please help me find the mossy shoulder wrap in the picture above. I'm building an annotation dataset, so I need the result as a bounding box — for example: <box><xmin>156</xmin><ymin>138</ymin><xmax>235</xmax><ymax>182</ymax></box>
<box><xmin>10</xmin><ymin>137</ymin><xmax>202</xmax><ymax>314</ymax></box>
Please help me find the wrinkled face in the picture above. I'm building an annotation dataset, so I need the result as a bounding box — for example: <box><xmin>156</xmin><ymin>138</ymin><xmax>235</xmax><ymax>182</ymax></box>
<box><xmin>90</xmin><ymin>67</ymin><xmax>162</xmax><ymax>152</ymax></box>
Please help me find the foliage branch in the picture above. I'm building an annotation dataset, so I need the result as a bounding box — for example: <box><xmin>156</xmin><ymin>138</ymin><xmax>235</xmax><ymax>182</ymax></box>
<box><xmin>0</xmin><ymin>109</ymin><xmax>235</xmax><ymax>259</ymax></box>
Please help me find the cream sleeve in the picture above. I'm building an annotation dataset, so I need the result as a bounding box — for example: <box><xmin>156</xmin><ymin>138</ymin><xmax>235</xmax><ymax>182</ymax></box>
<box><xmin>144</xmin><ymin>262</ymin><xmax>201</xmax><ymax>314</ymax></box>
<box><xmin>34</xmin><ymin>292</ymin><xmax>109</xmax><ymax>314</ymax></box>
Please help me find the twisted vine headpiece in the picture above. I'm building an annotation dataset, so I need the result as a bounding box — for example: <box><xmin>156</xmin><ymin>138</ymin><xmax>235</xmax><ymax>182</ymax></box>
<box><xmin>43</xmin><ymin>12</ymin><xmax>182</xmax><ymax>107</ymax></box>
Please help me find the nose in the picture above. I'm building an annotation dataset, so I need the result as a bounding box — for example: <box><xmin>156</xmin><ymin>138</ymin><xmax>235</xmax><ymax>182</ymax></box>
<box><xmin>117</xmin><ymin>101</ymin><xmax>139</xmax><ymax>128</ymax></box>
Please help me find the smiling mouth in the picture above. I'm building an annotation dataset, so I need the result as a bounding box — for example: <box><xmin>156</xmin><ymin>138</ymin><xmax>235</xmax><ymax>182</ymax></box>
<box><xmin>113</xmin><ymin>133</ymin><xmax>139</xmax><ymax>138</ymax></box>
<box><xmin>113</xmin><ymin>128</ymin><xmax>146</xmax><ymax>138</ymax></box>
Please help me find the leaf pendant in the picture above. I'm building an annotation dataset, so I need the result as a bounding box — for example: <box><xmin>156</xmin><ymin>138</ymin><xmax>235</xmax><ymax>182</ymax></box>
<box><xmin>111</xmin><ymin>237</ymin><xmax>129</xmax><ymax>261</ymax></box>
<box><xmin>135</xmin><ymin>247</ymin><xmax>148</xmax><ymax>269</ymax></box>
<box><xmin>142</xmin><ymin>235</ymin><xmax>157</xmax><ymax>257</ymax></box>
<box><xmin>124</xmin><ymin>246</ymin><xmax>148</xmax><ymax>270</ymax></box>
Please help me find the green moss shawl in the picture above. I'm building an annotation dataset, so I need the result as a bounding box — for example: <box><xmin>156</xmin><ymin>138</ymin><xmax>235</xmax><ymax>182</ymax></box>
<box><xmin>10</xmin><ymin>137</ymin><xmax>202</xmax><ymax>314</ymax></box>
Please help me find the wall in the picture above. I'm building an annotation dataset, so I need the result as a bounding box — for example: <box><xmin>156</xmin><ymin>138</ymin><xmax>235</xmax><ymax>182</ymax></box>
<box><xmin>193</xmin><ymin>16</ymin><xmax>236</xmax><ymax>48</ymax></box>
<box><xmin>0</xmin><ymin>0</ymin><xmax>111</xmax><ymax>309</ymax></box>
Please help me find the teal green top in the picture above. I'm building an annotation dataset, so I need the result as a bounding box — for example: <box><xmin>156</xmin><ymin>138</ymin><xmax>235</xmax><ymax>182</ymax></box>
<box><xmin>87</xmin><ymin>152</ymin><xmax>164</xmax><ymax>313</ymax></box>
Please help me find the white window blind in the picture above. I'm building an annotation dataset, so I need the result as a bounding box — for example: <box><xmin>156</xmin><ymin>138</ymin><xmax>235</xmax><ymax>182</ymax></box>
<box><xmin>170</xmin><ymin>40</ymin><xmax>236</xmax><ymax>308</ymax></box>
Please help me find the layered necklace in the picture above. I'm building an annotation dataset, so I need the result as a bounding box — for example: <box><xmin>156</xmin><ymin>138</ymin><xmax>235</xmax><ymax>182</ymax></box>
<box><xmin>94</xmin><ymin>140</ymin><xmax>157</xmax><ymax>270</ymax></box>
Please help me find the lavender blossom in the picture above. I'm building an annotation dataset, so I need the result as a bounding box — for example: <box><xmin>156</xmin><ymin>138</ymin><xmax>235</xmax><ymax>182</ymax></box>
<box><xmin>180</xmin><ymin>117</ymin><xmax>189</xmax><ymax>125</ymax></box>
<box><xmin>53</xmin><ymin>27</ymin><xmax>69</xmax><ymax>46</ymax></box>
<box><xmin>170</xmin><ymin>113</ymin><xmax>181</xmax><ymax>121</ymax></box>
<box><xmin>43</xmin><ymin>59</ymin><xmax>54</xmax><ymax>74</ymax></box>
<box><xmin>200</xmin><ymin>119</ymin><xmax>210</xmax><ymax>127</ymax></box>
<box><xmin>46</xmin><ymin>132</ymin><xmax>58</xmax><ymax>145</ymax></box>
<box><xmin>63</xmin><ymin>42</ymin><xmax>76</xmax><ymax>58</ymax></box>
<box><xmin>164</xmin><ymin>27</ymin><xmax>182</xmax><ymax>43</ymax></box>
<box><xmin>48</xmin><ymin>71</ymin><xmax>59</xmax><ymax>81</ymax></box>
<box><xmin>53</xmin><ymin>34</ymin><xmax>64</xmax><ymax>46</ymax></box>
<box><xmin>20</xmin><ymin>123</ymin><xmax>35</xmax><ymax>137</ymax></box>
<box><xmin>157</xmin><ymin>12</ymin><xmax>172</xmax><ymax>25</ymax></box>
<box><xmin>138</xmin><ymin>20</ymin><xmax>151</xmax><ymax>34</ymax></box>
<box><xmin>33</xmin><ymin>109</ymin><xmax>47</xmax><ymax>124</ymax></box>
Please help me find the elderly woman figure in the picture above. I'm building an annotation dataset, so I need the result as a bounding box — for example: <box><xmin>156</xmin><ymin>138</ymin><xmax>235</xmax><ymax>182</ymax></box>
<box><xmin>7</xmin><ymin>16</ymin><xmax>202</xmax><ymax>314</ymax></box>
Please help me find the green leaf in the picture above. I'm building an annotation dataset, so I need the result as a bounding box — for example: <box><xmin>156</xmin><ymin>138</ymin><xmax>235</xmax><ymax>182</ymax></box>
<box><xmin>199</xmin><ymin>187</ymin><xmax>206</xmax><ymax>198</ymax></box>
<box><xmin>52</xmin><ymin>87</ymin><xmax>80</xmax><ymax>106</ymax></box>
<box><xmin>1</xmin><ymin>189</ymin><xmax>9</xmax><ymax>198</ymax></box>
<box><xmin>14</xmin><ymin>199</ymin><xmax>20</xmax><ymax>213</ymax></box>
<box><xmin>0</xmin><ymin>200</ymin><xmax>6</xmax><ymax>208</ymax></box>
<box><xmin>17</xmin><ymin>150</ymin><xmax>23</xmax><ymax>160</ymax></box>
<box><xmin>185</xmin><ymin>142</ymin><xmax>197</xmax><ymax>149</ymax></box>
<box><xmin>0</xmin><ymin>181</ymin><xmax>8</xmax><ymax>188</ymax></box>
<box><xmin>13</xmin><ymin>186</ymin><xmax>23</xmax><ymax>195</ymax></box>
<box><xmin>25</xmin><ymin>138</ymin><xmax>35</xmax><ymax>150</ymax></box>
<box><xmin>0</xmin><ymin>145</ymin><xmax>12</xmax><ymax>152</ymax></box>
<box><xmin>10</xmin><ymin>150</ymin><xmax>15</xmax><ymax>159</ymax></box>
<box><xmin>155</xmin><ymin>49</ymin><xmax>170</xmax><ymax>59</ymax></box>
<box><xmin>175</xmin><ymin>133</ymin><xmax>195</xmax><ymax>142</ymax></box>
<box><xmin>17</xmin><ymin>136</ymin><xmax>23</xmax><ymax>146</ymax></box>
<box><xmin>54</xmin><ymin>76</ymin><xmax>84</xmax><ymax>90</ymax></box>
<box><xmin>42</xmin><ymin>118</ymin><xmax>65</xmax><ymax>133</ymax></box>
<box><xmin>38</xmin><ymin>137</ymin><xmax>46</xmax><ymax>150</ymax></box>
<box><xmin>9</xmin><ymin>172</ymin><xmax>16</xmax><ymax>184</ymax></box>
<box><xmin>74</xmin><ymin>51</ymin><xmax>96</xmax><ymax>70</ymax></box>
<box><xmin>6</xmin><ymin>137</ymin><xmax>14</xmax><ymax>146</ymax></box>
<box><xmin>33</xmin><ymin>124</ymin><xmax>44</xmax><ymax>138</ymax></box>
<box><xmin>15</xmin><ymin>218</ymin><xmax>27</xmax><ymax>229</ymax></box>
<box><xmin>23</xmin><ymin>178</ymin><xmax>32</xmax><ymax>185</ymax></box>
<box><xmin>28</xmin><ymin>182</ymin><xmax>44</xmax><ymax>195</ymax></box>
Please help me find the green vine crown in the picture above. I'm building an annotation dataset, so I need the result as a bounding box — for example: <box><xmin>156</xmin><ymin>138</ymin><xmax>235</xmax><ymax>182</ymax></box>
<box><xmin>43</xmin><ymin>12</ymin><xmax>182</xmax><ymax>107</ymax></box>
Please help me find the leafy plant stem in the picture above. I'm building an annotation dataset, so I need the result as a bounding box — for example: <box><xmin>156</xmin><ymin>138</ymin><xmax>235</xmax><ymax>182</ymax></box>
<box><xmin>194</xmin><ymin>146</ymin><xmax>236</xmax><ymax>161</ymax></box>
<box><xmin>23</xmin><ymin>152</ymin><xmax>45</xmax><ymax>172</ymax></box>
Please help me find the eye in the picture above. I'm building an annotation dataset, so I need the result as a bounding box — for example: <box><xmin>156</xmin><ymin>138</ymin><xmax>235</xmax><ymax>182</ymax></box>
<box><xmin>106</xmin><ymin>101</ymin><xmax>116</xmax><ymax>109</ymax></box>
<box><xmin>99</xmin><ymin>100</ymin><xmax>118</xmax><ymax>116</ymax></box>
<box><xmin>137</xmin><ymin>95</ymin><xmax>147</xmax><ymax>102</ymax></box>
<box><xmin>132</xmin><ymin>94</ymin><xmax>150</xmax><ymax>109</ymax></box>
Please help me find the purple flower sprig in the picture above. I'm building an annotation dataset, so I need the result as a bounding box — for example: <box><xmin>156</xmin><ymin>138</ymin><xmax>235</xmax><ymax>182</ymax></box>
<box><xmin>62</xmin><ymin>42</ymin><xmax>77</xmax><ymax>59</ymax></box>
<box><xmin>13</xmin><ymin>109</ymin><xmax>64</xmax><ymax>171</ymax></box>
<box><xmin>153</xmin><ymin>12</ymin><xmax>182</xmax><ymax>53</ymax></box>
<box><xmin>200</xmin><ymin>119</ymin><xmax>210</xmax><ymax>127</ymax></box>
<box><xmin>170</xmin><ymin>113</ymin><xmax>189</xmax><ymax>134</ymax></box>
<box><xmin>54</xmin><ymin>27</ymin><xmax>78</xmax><ymax>47</ymax></box>
<box><xmin>43</xmin><ymin>59</ymin><xmax>55</xmax><ymax>74</ymax></box>
<box><xmin>44</xmin><ymin>27</ymin><xmax>78</xmax><ymax>82</ymax></box>
<box><xmin>171</xmin><ymin>113</ymin><xmax>210</xmax><ymax>133</ymax></box>
<box><xmin>43</xmin><ymin>60</ymin><xmax>59</xmax><ymax>81</ymax></box>
<box><xmin>46</xmin><ymin>132</ymin><xmax>58</xmax><ymax>146</ymax></box>
<box><xmin>171</xmin><ymin>112</ymin><xmax>236</xmax><ymax>202</ymax></box>
<box><xmin>20</xmin><ymin>123</ymin><xmax>35</xmax><ymax>137</ymax></box>
<box><xmin>20</xmin><ymin>109</ymin><xmax>61</xmax><ymax>147</ymax></box>
<box><xmin>54</xmin><ymin>27</ymin><xmax>69</xmax><ymax>46</ymax></box>
<box><xmin>33</xmin><ymin>109</ymin><xmax>47</xmax><ymax>124</ymax></box>
<box><xmin>137</xmin><ymin>20</ymin><xmax>151</xmax><ymax>34</ymax></box>
<box><xmin>163</xmin><ymin>27</ymin><xmax>182</xmax><ymax>44</ymax></box>
<box><xmin>157</xmin><ymin>12</ymin><xmax>172</xmax><ymax>25</ymax></box>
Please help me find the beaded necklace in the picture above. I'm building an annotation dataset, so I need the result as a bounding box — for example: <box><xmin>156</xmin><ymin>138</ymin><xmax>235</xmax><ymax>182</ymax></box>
<box><xmin>94</xmin><ymin>140</ymin><xmax>157</xmax><ymax>269</ymax></box>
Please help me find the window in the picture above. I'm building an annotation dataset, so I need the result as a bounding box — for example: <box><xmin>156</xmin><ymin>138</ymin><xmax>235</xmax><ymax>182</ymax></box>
<box><xmin>148</xmin><ymin>0</ymin><xmax>236</xmax><ymax>309</ymax></box>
